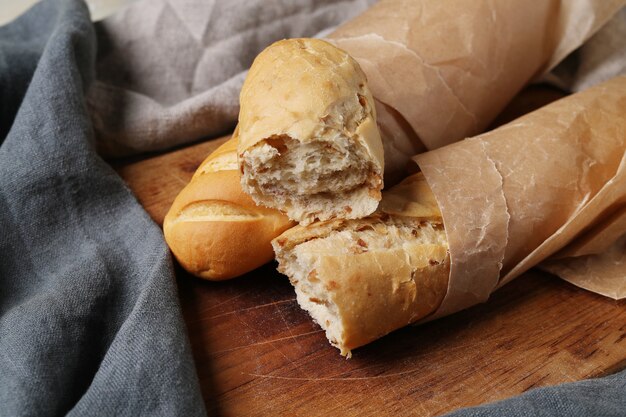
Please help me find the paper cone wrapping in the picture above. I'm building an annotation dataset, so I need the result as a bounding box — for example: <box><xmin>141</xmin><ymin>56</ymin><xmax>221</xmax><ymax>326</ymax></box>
<box><xmin>328</xmin><ymin>0</ymin><xmax>624</xmax><ymax>153</ymax></box>
<box><xmin>413</xmin><ymin>76</ymin><xmax>626</xmax><ymax>319</ymax></box>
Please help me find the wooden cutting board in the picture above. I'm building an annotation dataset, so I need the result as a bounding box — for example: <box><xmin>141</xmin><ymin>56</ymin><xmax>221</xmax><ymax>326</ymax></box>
<box><xmin>114</xmin><ymin>87</ymin><xmax>626</xmax><ymax>416</ymax></box>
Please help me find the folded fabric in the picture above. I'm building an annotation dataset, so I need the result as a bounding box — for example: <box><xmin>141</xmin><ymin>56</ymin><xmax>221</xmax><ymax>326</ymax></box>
<box><xmin>0</xmin><ymin>0</ymin><xmax>205</xmax><ymax>415</ymax></box>
<box><xmin>445</xmin><ymin>368</ymin><xmax>626</xmax><ymax>417</ymax></box>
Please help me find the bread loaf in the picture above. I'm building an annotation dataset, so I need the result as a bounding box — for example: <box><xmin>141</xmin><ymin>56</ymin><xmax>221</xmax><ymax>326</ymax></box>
<box><xmin>238</xmin><ymin>38</ymin><xmax>384</xmax><ymax>225</ymax></box>
<box><xmin>272</xmin><ymin>173</ymin><xmax>449</xmax><ymax>356</ymax></box>
<box><xmin>164</xmin><ymin>133</ymin><xmax>295</xmax><ymax>280</ymax></box>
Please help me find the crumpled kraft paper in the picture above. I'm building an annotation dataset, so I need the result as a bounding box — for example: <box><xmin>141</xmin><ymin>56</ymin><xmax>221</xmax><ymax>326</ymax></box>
<box><xmin>414</xmin><ymin>76</ymin><xmax>626</xmax><ymax>319</ymax></box>
<box><xmin>541</xmin><ymin>235</ymin><xmax>626</xmax><ymax>299</ymax></box>
<box><xmin>544</xmin><ymin>8</ymin><xmax>626</xmax><ymax>93</ymax></box>
<box><xmin>328</xmin><ymin>0</ymin><xmax>624</xmax><ymax>152</ymax></box>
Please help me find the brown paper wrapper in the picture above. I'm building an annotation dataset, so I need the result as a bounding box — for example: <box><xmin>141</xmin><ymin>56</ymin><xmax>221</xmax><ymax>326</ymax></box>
<box><xmin>328</xmin><ymin>0</ymin><xmax>624</xmax><ymax>152</ymax></box>
<box><xmin>413</xmin><ymin>76</ymin><xmax>626</xmax><ymax>318</ymax></box>
<box><xmin>540</xmin><ymin>235</ymin><xmax>626</xmax><ymax>299</ymax></box>
<box><xmin>537</xmin><ymin>172</ymin><xmax>626</xmax><ymax>299</ymax></box>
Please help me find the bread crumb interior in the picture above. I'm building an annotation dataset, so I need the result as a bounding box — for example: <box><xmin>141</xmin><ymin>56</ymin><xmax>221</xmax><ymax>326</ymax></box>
<box><xmin>242</xmin><ymin>133</ymin><xmax>379</xmax><ymax>224</ymax></box>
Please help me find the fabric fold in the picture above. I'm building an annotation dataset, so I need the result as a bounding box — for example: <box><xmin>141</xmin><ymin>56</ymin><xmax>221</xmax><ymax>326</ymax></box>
<box><xmin>0</xmin><ymin>0</ymin><xmax>205</xmax><ymax>415</ymax></box>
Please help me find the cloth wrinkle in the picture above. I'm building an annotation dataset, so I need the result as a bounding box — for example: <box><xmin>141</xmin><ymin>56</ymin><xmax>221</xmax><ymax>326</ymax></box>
<box><xmin>0</xmin><ymin>0</ymin><xmax>206</xmax><ymax>415</ymax></box>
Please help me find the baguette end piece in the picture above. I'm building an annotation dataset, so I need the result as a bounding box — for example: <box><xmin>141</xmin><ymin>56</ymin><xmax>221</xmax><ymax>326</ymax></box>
<box><xmin>238</xmin><ymin>38</ymin><xmax>384</xmax><ymax>225</ymax></box>
<box><xmin>273</xmin><ymin>213</ymin><xmax>449</xmax><ymax>356</ymax></box>
<box><xmin>164</xmin><ymin>135</ymin><xmax>295</xmax><ymax>280</ymax></box>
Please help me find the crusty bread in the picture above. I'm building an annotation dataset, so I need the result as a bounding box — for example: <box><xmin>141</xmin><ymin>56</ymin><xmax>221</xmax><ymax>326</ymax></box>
<box><xmin>272</xmin><ymin>173</ymin><xmax>449</xmax><ymax>356</ymax></box>
<box><xmin>164</xmin><ymin>134</ymin><xmax>295</xmax><ymax>280</ymax></box>
<box><xmin>238</xmin><ymin>38</ymin><xmax>384</xmax><ymax>225</ymax></box>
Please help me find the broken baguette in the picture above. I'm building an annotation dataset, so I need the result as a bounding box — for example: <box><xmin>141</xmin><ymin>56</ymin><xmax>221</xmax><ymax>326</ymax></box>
<box><xmin>273</xmin><ymin>76</ymin><xmax>626</xmax><ymax>356</ymax></box>
<box><xmin>164</xmin><ymin>134</ymin><xmax>295</xmax><ymax>280</ymax></box>
<box><xmin>238</xmin><ymin>38</ymin><xmax>384</xmax><ymax>225</ymax></box>
<box><xmin>272</xmin><ymin>173</ymin><xmax>449</xmax><ymax>356</ymax></box>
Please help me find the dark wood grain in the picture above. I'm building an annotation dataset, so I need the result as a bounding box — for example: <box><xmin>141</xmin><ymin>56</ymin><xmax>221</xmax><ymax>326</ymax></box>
<box><xmin>114</xmin><ymin>87</ymin><xmax>626</xmax><ymax>416</ymax></box>
<box><xmin>179</xmin><ymin>267</ymin><xmax>625</xmax><ymax>417</ymax></box>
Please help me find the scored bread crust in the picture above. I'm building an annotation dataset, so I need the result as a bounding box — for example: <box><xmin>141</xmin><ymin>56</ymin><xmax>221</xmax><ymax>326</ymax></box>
<box><xmin>238</xmin><ymin>38</ymin><xmax>384</xmax><ymax>225</ymax></box>
<box><xmin>272</xmin><ymin>173</ymin><xmax>450</xmax><ymax>356</ymax></box>
<box><xmin>164</xmin><ymin>135</ymin><xmax>295</xmax><ymax>280</ymax></box>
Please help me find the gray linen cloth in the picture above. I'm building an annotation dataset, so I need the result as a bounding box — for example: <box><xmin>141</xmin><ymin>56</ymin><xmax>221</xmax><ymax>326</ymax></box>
<box><xmin>1</xmin><ymin>0</ymin><xmax>625</xmax><ymax>415</ymax></box>
<box><xmin>0</xmin><ymin>1</ymin><xmax>204</xmax><ymax>415</ymax></box>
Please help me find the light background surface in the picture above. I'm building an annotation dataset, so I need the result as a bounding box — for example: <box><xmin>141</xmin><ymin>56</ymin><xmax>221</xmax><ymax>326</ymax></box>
<box><xmin>0</xmin><ymin>0</ymin><xmax>135</xmax><ymax>24</ymax></box>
